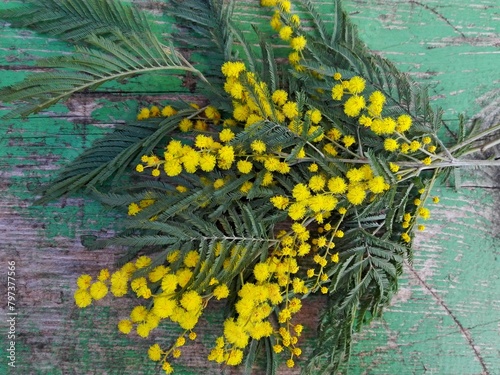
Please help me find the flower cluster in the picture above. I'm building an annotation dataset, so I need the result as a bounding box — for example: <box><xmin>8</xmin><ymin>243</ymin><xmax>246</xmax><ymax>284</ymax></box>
<box><xmin>78</xmin><ymin>60</ymin><xmax>443</xmax><ymax>373</ymax></box>
<box><xmin>136</xmin><ymin>104</ymin><xmax>178</xmax><ymax>120</ymax></box>
<box><xmin>71</xmin><ymin>1</ymin><xmax>459</xmax><ymax>373</ymax></box>
<box><xmin>75</xmin><ymin>250</ymin><xmax>231</xmax><ymax>373</ymax></box>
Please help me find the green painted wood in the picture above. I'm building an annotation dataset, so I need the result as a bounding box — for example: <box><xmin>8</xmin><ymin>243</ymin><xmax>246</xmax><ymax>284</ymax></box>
<box><xmin>0</xmin><ymin>1</ymin><xmax>498</xmax><ymax>374</ymax></box>
<box><xmin>341</xmin><ymin>2</ymin><xmax>499</xmax><ymax>374</ymax></box>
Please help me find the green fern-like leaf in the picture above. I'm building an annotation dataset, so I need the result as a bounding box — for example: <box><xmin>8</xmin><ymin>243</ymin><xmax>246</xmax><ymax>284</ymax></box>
<box><xmin>298</xmin><ymin>0</ymin><xmax>332</xmax><ymax>44</ymax></box>
<box><xmin>303</xmin><ymin>293</ymin><xmax>355</xmax><ymax>375</ymax></box>
<box><xmin>170</xmin><ymin>0</ymin><xmax>235</xmax><ymax>63</ymax></box>
<box><xmin>1</xmin><ymin>30</ymin><xmax>205</xmax><ymax>118</ymax></box>
<box><xmin>98</xmin><ymin>201</ymin><xmax>279</xmax><ymax>292</ymax></box>
<box><xmin>0</xmin><ymin>0</ymin><xmax>151</xmax><ymax>44</ymax></box>
<box><xmin>34</xmin><ymin>111</ymin><xmax>199</xmax><ymax>203</ymax></box>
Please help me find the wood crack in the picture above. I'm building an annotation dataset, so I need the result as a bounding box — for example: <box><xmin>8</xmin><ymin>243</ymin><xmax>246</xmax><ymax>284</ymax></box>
<box><xmin>405</xmin><ymin>261</ymin><xmax>491</xmax><ymax>375</ymax></box>
<box><xmin>409</xmin><ymin>0</ymin><xmax>467</xmax><ymax>39</ymax></box>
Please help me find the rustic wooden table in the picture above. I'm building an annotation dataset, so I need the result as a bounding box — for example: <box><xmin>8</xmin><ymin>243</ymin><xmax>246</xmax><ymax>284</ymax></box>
<box><xmin>1</xmin><ymin>0</ymin><xmax>499</xmax><ymax>374</ymax></box>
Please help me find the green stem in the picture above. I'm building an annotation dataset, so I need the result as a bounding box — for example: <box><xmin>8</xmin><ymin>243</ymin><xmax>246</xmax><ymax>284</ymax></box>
<box><xmin>30</xmin><ymin>65</ymin><xmax>207</xmax><ymax>116</ymax></box>
<box><xmin>401</xmin><ymin>159</ymin><xmax>500</xmax><ymax>169</ymax></box>
<box><xmin>324</xmin><ymin>136</ymin><xmax>360</xmax><ymax>159</ymax></box>
<box><xmin>434</xmin><ymin>136</ymin><xmax>456</xmax><ymax>161</ymax></box>
<box><xmin>461</xmin><ymin>137</ymin><xmax>500</xmax><ymax>157</ymax></box>
<box><xmin>395</xmin><ymin>131</ymin><xmax>450</xmax><ymax>161</ymax></box>
<box><xmin>446</xmin><ymin>123</ymin><xmax>500</xmax><ymax>154</ymax></box>
<box><xmin>326</xmin><ymin>156</ymin><xmax>500</xmax><ymax>168</ymax></box>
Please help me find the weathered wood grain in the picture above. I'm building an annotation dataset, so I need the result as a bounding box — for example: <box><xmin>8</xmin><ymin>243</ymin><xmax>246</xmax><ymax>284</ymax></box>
<box><xmin>342</xmin><ymin>2</ymin><xmax>500</xmax><ymax>374</ymax></box>
<box><xmin>1</xmin><ymin>0</ymin><xmax>499</xmax><ymax>374</ymax></box>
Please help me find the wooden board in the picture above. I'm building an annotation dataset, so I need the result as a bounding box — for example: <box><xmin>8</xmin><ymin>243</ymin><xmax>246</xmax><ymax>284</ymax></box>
<box><xmin>0</xmin><ymin>1</ymin><xmax>499</xmax><ymax>374</ymax></box>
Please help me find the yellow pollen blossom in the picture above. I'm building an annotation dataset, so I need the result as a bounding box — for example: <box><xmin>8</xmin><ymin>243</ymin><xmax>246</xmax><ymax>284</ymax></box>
<box><xmin>219</xmin><ymin>128</ymin><xmax>235</xmax><ymax>142</ymax></box>
<box><xmin>270</xmin><ymin>195</ymin><xmax>289</xmax><ymax>209</ymax></box>
<box><xmin>342</xmin><ymin>135</ymin><xmax>356</xmax><ymax>147</ymax></box>
<box><xmin>347</xmin><ymin>76</ymin><xmax>366</xmax><ymax>94</ymax></box>
<box><xmin>179</xmin><ymin>118</ymin><xmax>193</xmax><ymax>132</ymax></box>
<box><xmin>184</xmin><ymin>250</ymin><xmax>200</xmax><ymax>268</ymax></box>
<box><xmin>135</xmin><ymin>256</ymin><xmax>151</xmax><ymax>269</ymax></box>
<box><xmin>389</xmin><ymin>162</ymin><xmax>400</xmax><ymax>172</ymax></box>
<box><xmin>346</xmin><ymin>168</ymin><xmax>364</xmax><ymax>182</ymax></box>
<box><xmin>128</xmin><ymin>203</ymin><xmax>140</xmax><ymax>216</ymax></box>
<box><xmin>226</xmin><ymin>349</ymin><xmax>244</xmax><ymax>366</ymax></box>
<box><xmin>253</xmin><ymin>262</ymin><xmax>270</xmax><ymax>282</ymax></box>
<box><xmin>213</xmin><ymin>284</ymin><xmax>230</xmax><ymax>300</ymax></box>
<box><xmin>250</xmin><ymin>140</ymin><xmax>267</xmax><ymax>154</ymax></box>
<box><xmin>149</xmin><ymin>106</ymin><xmax>160</xmax><ymax>117</ymax></box>
<box><xmin>290</xmin><ymin>35</ymin><xmax>307</xmax><ymax>51</ymax></box>
<box><xmin>161</xmin><ymin>105</ymin><xmax>177</xmax><ymax>117</ymax></box>
<box><xmin>282</xmin><ymin>101</ymin><xmax>299</xmax><ymax>119</ymax></box>
<box><xmin>221</xmin><ymin>61</ymin><xmax>246</xmax><ymax>77</ymax></box>
<box><xmin>77</xmin><ymin>274</ymin><xmax>92</xmax><ymax>289</ymax></box>
<box><xmin>89</xmin><ymin>281</ymin><xmax>108</xmax><ymax>300</ymax></box>
<box><xmin>237</xmin><ymin>160</ymin><xmax>253</xmax><ymax>174</ymax></box>
<box><xmin>279</xmin><ymin>26</ymin><xmax>293</xmax><ymax>41</ymax></box>
<box><xmin>344</xmin><ymin>95</ymin><xmax>366</xmax><ymax>117</ymax></box>
<box><xmin>292</xmin><ymin>183</ymin><xmax>311</xmax><ymax>201</ymax></box>
<box><xmin>74</xmin><ymin>289</ymin><xmax>92</xmax><ymax>308</ymax></box>
<box><xmin>270</xmin><ymin>10</ymin><xmax>282</xmax><ymax>31</ymax></box>
<box><xmin>384</xmin><ymin>138</ymin><xmax>399</xmax><ymax>152</ymax></box>
<box><xmin>213</xmin><ymin>178</ymin><xmax>225</xmax><ymax>189</ymax></box>
<box><xmin>396</xmin><ymin>114</ymin><xmax>412</xmax><ymax>132</ymax></box>
<box><xmin>288</xmin><ymin>202</ymin><xmax>307</xmax><ymax>220</ymax></box>
<box><xmin>328</xmin><ymin>176</ymin><xmax>347</xmax><ymax>194</ymax></box>
<box><xmin>148</xmin><ymin>344</ymin><xmax>162</xmax><ymax>361</ymax></box>
<box><xmin>418</xmin><ymin>207</ymin><xmax>431</xmax><ymax>220</ymax></box>
<box><xmin>331</xmin><ymin>84</ymin><xmax>344</xmax><ymax>100</ymax></box>
<box><xmin>401</xmin><ymin>233</ymin><xmax>411</xmax><ymax>243</ymax></box>
<box><xmin>279</xmin><ymin>0</ymin><xmax>292</xmax><ymax>13</ymax></box>
<box><xmin>117</xmin><ymin>319</ymin><xmax>133</xmax><ymax>334</ymax></box>
<box><xmin>368</xmin><ymin>176</ymin><xmax>386</xmax><ymax>194</ymax></box>
<box><xmin>347</xmin><ymin>185</ymin><xmax>366</xmax><ymax>205</ymax></box>
<box><xmin>199</xmin><ymin>153</ymin><xmax>217</xmax><ymax>172</ymax></box>
<box><xmin>233</xmin><ymin>105</ymin><xmax>250</xmax><ymax>121</ymax></box>
<box><xmin>309</xmin><ymin>175</ymin><xmax>326</xmax><ymax>192</ymax></box>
